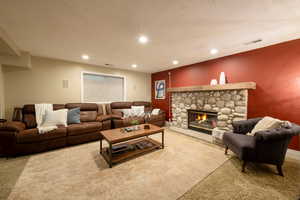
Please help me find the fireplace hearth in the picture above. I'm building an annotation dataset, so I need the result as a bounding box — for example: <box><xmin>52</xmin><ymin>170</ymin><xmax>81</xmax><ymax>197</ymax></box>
<box><xmin>187</xmin><ymin>109</ymin><xmax>217</xmax><ymax>134</ymax></box>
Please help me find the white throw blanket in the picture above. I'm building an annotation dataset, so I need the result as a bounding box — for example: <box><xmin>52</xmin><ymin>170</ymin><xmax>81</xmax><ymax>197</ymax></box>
<box><xmin>35</xmin><ymin>104</ymin><xmax>57</xmax><ymax>134</ymax></box>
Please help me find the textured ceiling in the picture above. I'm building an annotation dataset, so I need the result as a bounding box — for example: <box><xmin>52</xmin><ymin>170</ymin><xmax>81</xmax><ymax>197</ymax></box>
<box><xmin>0</xmin><ymin>0</ymin><xmax>300</xmax><ymax>73</ymax></box>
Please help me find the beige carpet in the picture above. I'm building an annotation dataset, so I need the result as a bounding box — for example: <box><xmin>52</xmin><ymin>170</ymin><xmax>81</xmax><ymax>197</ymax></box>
<box><xmin>179</xmin><ymin>156</ymin><xmax>300</xmax><ymax>200</ymax></box>
<box><xmin>0</xmin><ymin>129</ymin><xmax>228</xmax><ymax>200</ymax></box>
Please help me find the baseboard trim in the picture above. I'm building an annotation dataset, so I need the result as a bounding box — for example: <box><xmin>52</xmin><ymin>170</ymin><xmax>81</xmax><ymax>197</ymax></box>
<box><xmin>287</xmin><ymin>149</ymin><xmax>300</xmax><ymax>161</ymax></box>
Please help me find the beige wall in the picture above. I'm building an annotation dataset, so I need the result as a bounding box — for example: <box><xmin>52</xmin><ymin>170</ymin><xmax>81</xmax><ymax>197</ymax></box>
<box><xmin>0</xmin><ymin>65</ymin><xmax>5</xmax><ymax>118</ymax></box>
<box><xmin>3</xmin><ymin>56</ymin><xmax>151</xmax><ymax>119</ymax></box>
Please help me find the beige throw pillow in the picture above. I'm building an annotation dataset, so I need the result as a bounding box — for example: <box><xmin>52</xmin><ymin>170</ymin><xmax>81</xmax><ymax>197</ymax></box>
<box><xmin>247</xmin><ymin>116</ymin><xmax>282</xmax><ymax>136</ymax></box>
<box><xmin>42</xmin><ymin>109</ymin><xmax>68</xmax><ymax>127</ymax></box>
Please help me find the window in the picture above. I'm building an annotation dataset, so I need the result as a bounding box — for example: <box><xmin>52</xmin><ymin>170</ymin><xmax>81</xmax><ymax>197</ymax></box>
<box><xmin>81</xmin><ymin>72</ymin><xmax>125</xmax><ymax>103</ymax></box>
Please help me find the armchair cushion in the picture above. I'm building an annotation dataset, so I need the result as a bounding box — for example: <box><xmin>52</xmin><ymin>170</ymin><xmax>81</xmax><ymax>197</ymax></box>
<box><xmin>0</xmin><ymin>122</ymin><xmax>26</xmax><ymax>133</ymax></box>
<box><xmin>223</xmin><ymin>132</ymin><xmax>256</xmax><ymax>161</ymax></box>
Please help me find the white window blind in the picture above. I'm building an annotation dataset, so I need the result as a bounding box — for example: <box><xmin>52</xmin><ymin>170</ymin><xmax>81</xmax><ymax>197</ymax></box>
<box><xmin>82</xmin><ymin>72</ymin><xmax>125</xmax><ymax>102</ymax></box>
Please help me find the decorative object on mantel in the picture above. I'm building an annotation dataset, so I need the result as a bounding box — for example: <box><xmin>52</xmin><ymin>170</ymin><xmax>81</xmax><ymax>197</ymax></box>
<box><xmin>167</xmin><ymin>82</ymin><xmax>256</xmax><ymax>92</ymax></box>
<box><xmin>219</xmin><ymin>72</ymin><xmax>226</xmax><ymax>85</ymax></box>
<box><xmin>210</xmin><ymin>79</ymin><xmax>218</xmax><ymax>85</ymax></box>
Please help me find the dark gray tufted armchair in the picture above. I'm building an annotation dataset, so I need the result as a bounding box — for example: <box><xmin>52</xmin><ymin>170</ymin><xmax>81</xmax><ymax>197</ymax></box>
<box><xmin>223</xmin><ymin>118</ymin><xmax>300</xmax><ymax>176</ymax></box>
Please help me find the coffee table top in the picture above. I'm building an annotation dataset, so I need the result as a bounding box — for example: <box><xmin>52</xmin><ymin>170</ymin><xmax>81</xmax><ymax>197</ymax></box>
<box><xmin>100</xmin><ymin>124</ymin><xmax>164</xmax><ymax>144</ymax></box>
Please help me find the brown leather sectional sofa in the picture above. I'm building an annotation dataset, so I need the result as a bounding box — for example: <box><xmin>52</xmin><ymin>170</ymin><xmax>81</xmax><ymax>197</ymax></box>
<box><xmin>0</xmin><ymin>101</ymin><xmax>165</xmax><ymax>156</ymax></box>
<box><xmin>107</xmin><ymin>101</ymin><xmax>165</xmax><ymax>128</ymax></box>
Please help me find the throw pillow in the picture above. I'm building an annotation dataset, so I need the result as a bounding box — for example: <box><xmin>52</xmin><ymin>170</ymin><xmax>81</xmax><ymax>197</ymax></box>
<box><xmin>122</xmin><ymin>109</ymin><xmax>133</xmax><ymax>118</ymax></box>
<box><xmin>67</xmin><ymin>107</ymin><xmax>81</xmax><ymax>124</ymax></box>
<box><xmin>151</xmin><ymin>108</ymin><xmax>160</xmax><ymax>115</ymax></box>
<box><xmin>131</xmin><ymin>106</ymin><xmax>145</xmax><ymax>117</ymax></box>
<box><xmin>247</xmin><ymin>116</ymin><xmax>282</xmax><ymax>136</ymax></box>
<box><xmin>42</xmin><ymin>109</ymin><xmax>68</xmax><ymax>127</ymax></box>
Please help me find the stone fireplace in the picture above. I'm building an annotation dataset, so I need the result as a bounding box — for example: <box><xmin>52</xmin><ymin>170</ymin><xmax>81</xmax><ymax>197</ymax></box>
<box><xmin>168</xmin><ymin>82</ymin><xmax>256</xmax><ymax>143</ymax></box>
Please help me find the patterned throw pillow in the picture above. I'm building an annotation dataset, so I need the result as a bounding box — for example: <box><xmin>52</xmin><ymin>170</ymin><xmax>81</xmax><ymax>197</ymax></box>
<box><xmin>122</xmin><ymin>109</ymin><xmax>133</xmax><ymax>118</ymax></box>
<box><xmin>131</xmin><ymin>106</ymin><xmax>145</xmax><ymax>117</ymax></box>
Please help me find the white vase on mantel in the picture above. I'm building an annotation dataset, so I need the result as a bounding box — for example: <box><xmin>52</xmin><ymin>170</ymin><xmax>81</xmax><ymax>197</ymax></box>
<box><xmin>219</xmin><ymin>72</ymin><xmax>226</xmax><ymax>85</ymax></box>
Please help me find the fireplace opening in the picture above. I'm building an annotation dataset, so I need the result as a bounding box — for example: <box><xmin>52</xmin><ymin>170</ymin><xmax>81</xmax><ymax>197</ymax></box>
<box><xmin>187</xmin><ymin>109</ymin><xmax>217</xmax><ymax>134</ymax></box>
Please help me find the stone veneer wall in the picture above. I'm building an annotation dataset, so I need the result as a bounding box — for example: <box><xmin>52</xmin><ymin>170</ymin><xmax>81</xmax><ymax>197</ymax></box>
<box><xmin>171</xmin><ymin>89</ymin><xmax>248</xmax><ymax>136</ymax></box>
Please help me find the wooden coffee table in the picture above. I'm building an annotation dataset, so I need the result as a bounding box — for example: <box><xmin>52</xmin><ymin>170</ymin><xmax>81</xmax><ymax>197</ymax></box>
<box><xmin>100</xmin><ymin>124</ymin><xmax>164</xmax><ymax>168</ymax></box>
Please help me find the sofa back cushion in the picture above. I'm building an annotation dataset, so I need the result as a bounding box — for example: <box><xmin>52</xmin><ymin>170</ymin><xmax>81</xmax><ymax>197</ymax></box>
<box><xmin>22</xmin><ymin>104</ymin><xmax>65</xmax><ymax>129</ymax></box>
<box><xmin>108</xmin><ymin>101</ymin><xmax>152</xmax><ymax>117</ymax></box>
<box><xmin>65</xmin><ymin>103</ymin><xmax>98</xmax><ymax>122</ymax></box>
<box><xmin>111</xmin><ymin>102</ymin><xmax>133</xmax><ymax>109</ymax></box>
<box><xmin>109</xmin><ymin>102</ymin><xmax>132</xmax><ymax>117</ymax></box>
<box><xmin>133</xmin><ymin>101</ymin><xmax>152</xmax><ymax>113</ymax></box>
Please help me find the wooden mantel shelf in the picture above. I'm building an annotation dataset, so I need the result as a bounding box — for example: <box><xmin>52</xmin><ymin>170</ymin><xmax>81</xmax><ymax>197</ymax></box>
<box><xmin>167</xmin><ymin>82</ymin><xmax>256</xmax><ymax>92</ymax></box>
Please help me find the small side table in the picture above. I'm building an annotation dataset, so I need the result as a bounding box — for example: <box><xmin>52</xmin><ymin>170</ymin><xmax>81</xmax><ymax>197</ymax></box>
<box><xmin>0</xmin><ymin>119</ymin><xmax>7</xmax><ymax>127</ymax></box>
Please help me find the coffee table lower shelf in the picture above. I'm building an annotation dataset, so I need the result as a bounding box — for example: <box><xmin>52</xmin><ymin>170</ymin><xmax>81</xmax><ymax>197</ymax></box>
<box><xmin>101</xmin><ymin>137</ymin><xmax>162</xmax><ymax>167</ymax></box>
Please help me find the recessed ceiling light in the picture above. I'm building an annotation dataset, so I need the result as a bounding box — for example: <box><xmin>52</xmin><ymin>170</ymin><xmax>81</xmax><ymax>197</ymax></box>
<box><xmin>210</xmin><ymin>48</ymin><xmax>218</xmax><ymax>55</ymax></box>
<box><xmin>131</xmin><ymin>64</ymin><xmax>137</xmax><ymax>68</ymax></box>
<box><xmin>138</xmin><ymin>35</ymin><xmax>149</xmax><ymax>44</ymax></box>
<box><xmin>81</xmin><ymin>54</ymin><xmax>89</xmax><ymax>60</ymax></box>
<box><xmin>172</xmin><ymin>60</ymin><xmax>179</xmax><ymax>65</ymax></box>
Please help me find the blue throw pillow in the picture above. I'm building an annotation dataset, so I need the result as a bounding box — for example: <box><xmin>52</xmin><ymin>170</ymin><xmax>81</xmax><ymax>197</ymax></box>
<box><xmin>67</xmin><ymin>107</ymin><xmax>81</xmax><ymax>124</ymax></box>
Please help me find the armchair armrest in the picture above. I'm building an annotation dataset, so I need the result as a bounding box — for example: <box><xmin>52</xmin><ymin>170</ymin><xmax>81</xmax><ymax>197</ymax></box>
<box><xmin>233</xmin><ymin>118</ymin><xmax>262</xmax><ymax>134</ymax></box>
<box><xmin>0</xmin><ymin>121</ymin><xmax>26</xmax><ymax>133</ymax></box>
<box><xmin>255</xmin><ymin>123</ymin><xmax>300</xmax><ymax>142</ymax></box>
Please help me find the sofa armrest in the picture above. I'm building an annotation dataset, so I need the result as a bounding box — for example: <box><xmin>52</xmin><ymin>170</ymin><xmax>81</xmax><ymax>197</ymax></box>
<box><xmin>0</xmin><ymin>121</ymin><xmax>26</xmax><ymax>133</ymax></box>
<box><xmin>232</xmin><ymin>118</ymin><xmax>262</xmax><ymax>134</ymax></box>
<box><xmin>96</xmin><ymin>115</ymin><xmax>112</xmax><ymax>122</ymax></box>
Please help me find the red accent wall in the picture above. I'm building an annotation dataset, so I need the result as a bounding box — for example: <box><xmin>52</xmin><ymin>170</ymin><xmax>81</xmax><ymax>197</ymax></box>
<box><xmin>152</xmin><ymin>39</ymin><xmax>300</xmax><ymax>150</ymax></box>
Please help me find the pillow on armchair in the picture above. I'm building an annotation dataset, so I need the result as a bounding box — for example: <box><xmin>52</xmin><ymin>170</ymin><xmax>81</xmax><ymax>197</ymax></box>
<box><xmin>247</xmin><ymin>116</ymin><xmax>282</xmax><ymax>136</ymax></box>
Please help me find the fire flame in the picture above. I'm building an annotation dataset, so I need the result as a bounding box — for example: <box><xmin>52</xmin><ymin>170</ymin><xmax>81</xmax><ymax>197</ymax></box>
<box><xmin>197</xmin><ymin>114</ymin><xmax>207</xmax><ymax>121</ymax></box>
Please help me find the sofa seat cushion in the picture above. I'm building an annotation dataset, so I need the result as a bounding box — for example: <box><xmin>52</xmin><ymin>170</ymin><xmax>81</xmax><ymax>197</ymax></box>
<box><xmin>223</xmin><ymin>132</ymin><xmax>256</xmax><ymax>161</ymax></box>
<box><xmin>17</xmin><ymin>126</ymin><xmax>67</xmax><ymax>144</ymax></box>
<box><xmin>113</xmin><ymin>117</ymin><xmax>145</xmax><ymax>128</ymax></box>
<box><xmin>146</xmin><ymin>114</ymin><xmax>164</xmax><ymax>122</ymax></box>
<box><xmin>67</xmin><ymin>122</ymin><xmax>102</xmax><ymax>136</ymax></box>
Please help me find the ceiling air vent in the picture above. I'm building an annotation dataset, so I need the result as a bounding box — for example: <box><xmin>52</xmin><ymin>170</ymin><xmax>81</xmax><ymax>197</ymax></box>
<box><xmin>244</xmin><ymin>39</ymin><xmax>262</xmax><ymax>45</ymax></box>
